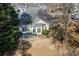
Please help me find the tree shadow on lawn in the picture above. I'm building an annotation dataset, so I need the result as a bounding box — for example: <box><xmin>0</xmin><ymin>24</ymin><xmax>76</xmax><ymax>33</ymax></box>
<box><xmin>18</xmin><ymin>40</ymin><xmax>32</xmax><ymax>56</ymax></box>
<box><xmin>4</xmin><ymin>40</ymin><xmax>32</xmax><ymax>56</ymax></box>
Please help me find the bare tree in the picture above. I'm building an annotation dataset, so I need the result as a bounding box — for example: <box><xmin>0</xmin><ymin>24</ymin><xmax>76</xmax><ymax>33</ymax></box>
<box><xmin>63</xmin><ymin>3</ymin><xmax>75</xmax><ymax>55</ymax></box>
<box><xmin>63</xmin><ymin>3</ymin><xmax>74</xmax><ymax>42</ymax></box>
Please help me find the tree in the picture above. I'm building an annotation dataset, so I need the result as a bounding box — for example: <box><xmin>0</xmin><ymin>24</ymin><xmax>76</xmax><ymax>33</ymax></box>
<box><xmin>18</xmin><ymin>40</ymin><xmax>32</xmax><ymax>56</ymax></box>
<box><xmin>51</xmin><ymin>23</ymin><xmax>65</xmax><ymax>43</ymax></box>
<box><xmin>0</xmin><ymin>3</ymin><xmax>19</xmax><ymax>55</ymax></box>
<box><xmin>63</xmin><ymin>3</ymin><xmax>75</xmax><ymax>55</ymax></box>
<box><xmin>63</xmin><ymin>3</ymin><xmax>74</xmax><ymax>43</ymax></box>
<box><xmin>20</xmin><ymin>13</ymin><xmax>32</xmax><ymax>25</ymax></box>
<box><xmin>38</xmin><ymin>9</ymin><xmax>53</xmax><ymax>21</ymax></box>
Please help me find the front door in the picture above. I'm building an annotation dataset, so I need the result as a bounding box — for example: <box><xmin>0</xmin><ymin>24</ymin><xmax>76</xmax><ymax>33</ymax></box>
<box><xmin>33</xmin><ymin>28</ymin><xmax>37</xmax><ymax>35</ymax></box>
<box><xmin>37</xmin><ymin>28</ymin><xmax>41</xmax><ymax>34</ymax></box>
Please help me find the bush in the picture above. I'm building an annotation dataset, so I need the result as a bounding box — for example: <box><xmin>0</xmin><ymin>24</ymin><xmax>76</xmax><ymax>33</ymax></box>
<box><xmin>42</xmin><ymin>30</ymin><xmax>49</xmax><ymax>36</ymax></box>
<box><xmin>54</xmin><ymin>27</ymin><xmax>65</xmax><ymax>43</ymax></box>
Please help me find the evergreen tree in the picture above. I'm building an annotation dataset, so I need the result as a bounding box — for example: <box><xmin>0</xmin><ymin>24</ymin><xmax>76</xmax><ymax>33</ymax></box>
<box><xmin>20</xmin><ymin>13</ymin><xmax>32</xmax><ymax>25</ymax></box>
<box><xmin>0</xmin><ymin>3</ymin><xmax>19</xmax><ymax>55</ymax></box>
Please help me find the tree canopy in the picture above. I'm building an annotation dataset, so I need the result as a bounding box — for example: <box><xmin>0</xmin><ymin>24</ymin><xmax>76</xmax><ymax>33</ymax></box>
<box><xmin>0</xmin><ymin>3</ymin><xmax>19</xmax><ymax>55</ymax></box>
<box><xmin>20</xmin><ymin>13</ymin><xmax>32</xmax><ymax>25</ymax></box>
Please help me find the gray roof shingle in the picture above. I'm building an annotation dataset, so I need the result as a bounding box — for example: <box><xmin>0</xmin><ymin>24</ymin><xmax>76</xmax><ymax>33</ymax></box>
<box><xmin>33</xmin><ymin>23</ymin><xmax>45</xmax><ymax>28</ymax></box>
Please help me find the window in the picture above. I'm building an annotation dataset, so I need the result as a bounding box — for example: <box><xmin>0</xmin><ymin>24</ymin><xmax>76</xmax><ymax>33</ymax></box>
<box><xmin>37</xmin><ymin>28</ymin><xmax>41</xmax><ymax>33</ymax></box>
<box><xmin>22</xmin><ymin>27</ymin><xmax>30</xmax><ymax>32</ymax></box>
<box><xmin>26</xmin><ymin>29</ymin><xmax>30</xmax><ymax>31</ymax></box>
<box><xmin>45</xmin><ymin>27</ymin><xmax>47</xmax><ymax>30</ymax></box>
<box><xmin>22</xmin><ymin>27</ymin><xmax>26</xmax><ymax>32</ymax></box>
<box><xmin>33</xmin><ymin>28</ymin><xmax>36</xmax><ymax>32</ymax></box>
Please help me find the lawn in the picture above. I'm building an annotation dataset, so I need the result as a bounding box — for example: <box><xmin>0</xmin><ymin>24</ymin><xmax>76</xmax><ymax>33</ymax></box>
<box><xmin>14</xmin><ymin>35</ymin><xmax>79</xmax><ymax>56</ymax></box>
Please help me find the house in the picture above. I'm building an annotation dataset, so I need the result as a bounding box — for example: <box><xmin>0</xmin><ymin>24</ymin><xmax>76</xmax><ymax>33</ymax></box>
<box><xmin>71</xmin><ymin>4</ymin><xmax>79</xmax><ymax>20</ymax></box>
<box><xmin>14</xmin><ymin>4</ymin><xmax>53</xmax><ymax>38</ymax></box>
<box><xmin>19</xmin><ymin>17</ymin><xmax>50</xmax><ymax>35</ymax></box>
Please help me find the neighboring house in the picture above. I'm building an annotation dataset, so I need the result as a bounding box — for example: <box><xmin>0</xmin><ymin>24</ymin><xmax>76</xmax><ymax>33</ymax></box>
<box><xmin>71</xmin><ymin>4</ymin><xmax>79</xmax><ymax>19</ymax></box>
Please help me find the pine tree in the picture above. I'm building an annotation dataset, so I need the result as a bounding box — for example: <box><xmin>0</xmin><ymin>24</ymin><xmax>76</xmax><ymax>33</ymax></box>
<box><xmin>0</xmin><ymin>3</ymin><xmax>19</xmax><ymax>55</ymax></box>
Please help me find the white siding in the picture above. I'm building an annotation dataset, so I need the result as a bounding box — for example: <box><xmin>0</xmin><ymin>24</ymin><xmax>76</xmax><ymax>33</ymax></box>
<box><xmin>44</xmin><ymin>25</ymin><xmax>49</xmax><ymax>30</ymax></box>
<box><xmin>36</xmin><ymin>19</ymin><xmax>49</xmax><ymax>25</ymax></box>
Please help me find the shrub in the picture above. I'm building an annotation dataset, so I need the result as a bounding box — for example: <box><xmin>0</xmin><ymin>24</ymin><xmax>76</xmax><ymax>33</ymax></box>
<box><xmin>42</xmin><ymin>30</ymin><xmax>49</xmax><ymax>36</ymax></box>
<box><xmin>54</xmin><ymin>27</ymin><xmax>65</xmax><ymax>43</ymax></box>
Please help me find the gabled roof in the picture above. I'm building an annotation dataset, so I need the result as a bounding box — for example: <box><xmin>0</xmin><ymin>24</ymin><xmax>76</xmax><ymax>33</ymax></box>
<box><xmin>40</xmin><ymin>16</ymin><xmax>53</xmax><ymax>25</ymax></box>
<box><xmin>33</xmin><ymin>23</ymin><xmax>46</xmax><ymax>28</ymax></box>
<box><xmin>19</xmin><ymin>7</ymin><xmax>53</xmax><ymax>27</ymax></box>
